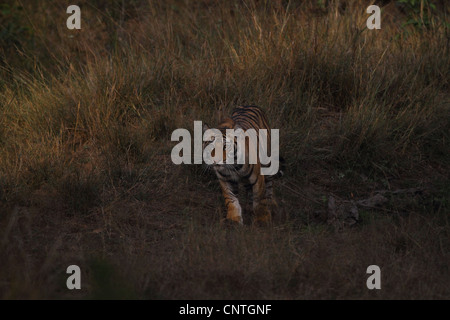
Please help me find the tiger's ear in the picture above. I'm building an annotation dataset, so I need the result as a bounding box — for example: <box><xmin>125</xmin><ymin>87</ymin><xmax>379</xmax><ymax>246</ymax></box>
<box><xmin>202</xmin><ymin>123</ymin><xmax>210</xmax><ymax>133</ymax></box>
<box><xmin>218</xmin><ymin>117</ymin><xmax>235</xmax><ymax>129</ymax></box>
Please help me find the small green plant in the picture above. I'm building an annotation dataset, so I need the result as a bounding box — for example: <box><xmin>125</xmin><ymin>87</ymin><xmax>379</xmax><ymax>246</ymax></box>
<box><xmin>397</xmin><ymin>0</ymin><xmax>437</xmax><ymax>28</ymax></box>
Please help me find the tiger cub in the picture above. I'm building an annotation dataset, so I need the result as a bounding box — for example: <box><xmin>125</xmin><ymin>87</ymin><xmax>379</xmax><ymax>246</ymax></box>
<box><xmin>202</xmin><ymin>105</ymin><xmax>282</xmax><ymax>225</ymax></box>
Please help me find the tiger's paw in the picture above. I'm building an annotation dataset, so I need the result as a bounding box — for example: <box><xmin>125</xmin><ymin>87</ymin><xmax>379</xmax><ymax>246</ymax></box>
<box><xmin>224</xmin><ymin>214</ymin><xmax>243</xmax><ymax>225</ymax></box>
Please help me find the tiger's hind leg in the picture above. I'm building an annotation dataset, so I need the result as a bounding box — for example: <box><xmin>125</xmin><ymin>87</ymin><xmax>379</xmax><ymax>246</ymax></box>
<box><xmin>264</xmin><ymin>176</ymin><xmax>279</xmax><ymax>215</ymax></box>
<box><xmin>250</xmin><ymin>173</ymin><xmax>272</xmax><ymax>225</ymax></box>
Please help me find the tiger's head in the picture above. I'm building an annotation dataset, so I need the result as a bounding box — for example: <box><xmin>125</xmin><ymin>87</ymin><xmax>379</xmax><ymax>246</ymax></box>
<box><xmin>202</xmin><ymin>118</ymin><xmax>239</xmax><ymax>169</ymax></box>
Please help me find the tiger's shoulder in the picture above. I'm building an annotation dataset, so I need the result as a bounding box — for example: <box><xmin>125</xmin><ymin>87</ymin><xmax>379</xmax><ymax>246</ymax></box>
<box><xmin>231</xmin><ymin>105</ymin><xmax>265</xmax><ymax>117</ymax></box>
<box><xmin>230</xmin><ymin>105</ymin><xmax>270</xmax><ymax>130</ymax></box>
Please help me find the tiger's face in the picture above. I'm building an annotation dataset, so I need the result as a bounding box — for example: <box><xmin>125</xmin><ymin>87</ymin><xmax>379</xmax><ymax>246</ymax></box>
<box><xmin>202</xmin><ymin>121</ymin><xmax>238</xmax><ymax>167</ymax></box>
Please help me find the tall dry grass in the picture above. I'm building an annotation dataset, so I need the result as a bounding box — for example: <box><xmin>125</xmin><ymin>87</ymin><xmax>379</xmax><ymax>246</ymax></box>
<box><xmin>0</xmin><ymin>0</ymin><xmax>449</xmax><ymax>299</ymax></box>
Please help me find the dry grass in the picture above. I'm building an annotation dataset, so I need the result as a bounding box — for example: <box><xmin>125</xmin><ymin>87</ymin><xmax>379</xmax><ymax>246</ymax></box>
<box><xmin>0</xmin><ymin>0</ymin><xmax>449</xmax><ymax>299</ymax></box>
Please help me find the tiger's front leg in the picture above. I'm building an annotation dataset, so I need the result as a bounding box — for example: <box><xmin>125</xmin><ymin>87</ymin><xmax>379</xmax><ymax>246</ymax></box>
<box><xmin>218</xmin><ymin>180</ymin><xmax>242</xmax><ymax>224</ymax></box>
